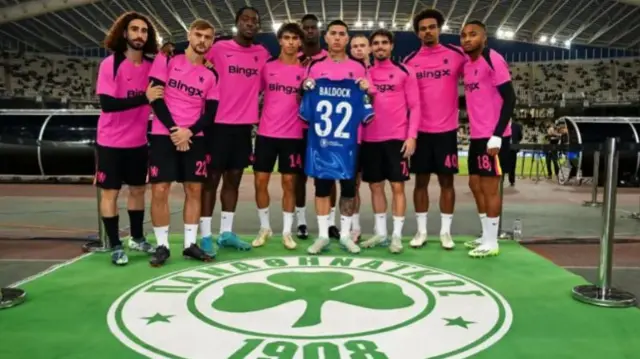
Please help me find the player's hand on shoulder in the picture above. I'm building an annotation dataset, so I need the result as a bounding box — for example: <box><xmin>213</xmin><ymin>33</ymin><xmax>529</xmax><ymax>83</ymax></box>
<box><xmin>146</xmin><ymin>83</ymin><xmax>164</xmax><ymax>103</ymax></box>
<box><xmin>204</xmin><ymin>60</ymin><xmax>215</xmax><ymax>69</ymax></box>
<box><xmin>401</xmin><ymin>138</ymin><xmax>417</xmax><ymax>158</ymax></box>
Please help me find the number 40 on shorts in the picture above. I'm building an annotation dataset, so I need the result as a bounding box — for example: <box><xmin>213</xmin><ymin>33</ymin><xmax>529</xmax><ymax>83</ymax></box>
<box><xmin>444</xmin><ymin>154</ymin><xmax>458</xmax><ymax>169</ymax></box>
<box><xmin>229</xmin><ymin>338</ymin><xmax>389</xmax><ymax>359</ymax></box>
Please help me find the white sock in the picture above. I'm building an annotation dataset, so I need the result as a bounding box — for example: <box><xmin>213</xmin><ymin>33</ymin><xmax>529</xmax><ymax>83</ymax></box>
<box><xmin>416</xmin><ymin>212</ymin><xmax>427</xmax><ymax>234</ymax></box>
<box><xmin>184</xmin><ymin>224</ymin><xmax>198</xmax><ymax>247</ymax></box>
<box><xmin>440</xmin><ymin>213</ymin><xmax>453</xmax><ymax>235</ymax></box>
<box><xmin>340</xmin><ymin>215</ymin><xmax>353</xmax><ymax>238</ymax></box>
<box><xmin>220</xmin><ymin>211</ymin><xmax>234</xmax><ymax>233</ymax></box>
<box><xmin>375</xmin><ymin>213</ymin><xmax>387</xmax><ymax>236</ymax></box>
<box><xmin>392</xmin><ymin>216</ymin><xmax>404</xmax><ymax>238</ymax></box>
<box><xmin>352</xmin><ymin>213</ymin><xmax>361</xmax><ymax>232</ymax></box>
<box><xmin>283</xmin><ymin>212</ymin><xmax>294</xmax><ymax>235</ymax></box>
<box><xmin>153</xmin><ymin>226</ymin><xmax>170</xmax><ymax>248</ymax></box>
<box><xmin>199</xmin><ymin>217</ymin><xmax>212</xmax><ymax>238</ymax></box>
<box><xmin>258</xmin><ymin>207</ymin><xmax>270</xmax><ymax>230</ymax></box>
<box><xmin>317</xmin><ymin>215</ymin><xmax>329</xmax><ymax>238</ymax></box>
<box><xmin>328</xmin><ymin>207</ymin><xmax>336</xmax><ymax>226</ymax></box>
<box><xmin>485</xmin><ymin>217</ymin><xmax>499</xmax><ymax>247</ymax></box>
<box><xmin>295</xmin><ymin>206</ymin><xmax>307</xmax><ymax>226</ymax></box>
<box><xmin>478</xmin><ymin>213</ymin><xmax>487</xmax><ymax>240</ymax></box>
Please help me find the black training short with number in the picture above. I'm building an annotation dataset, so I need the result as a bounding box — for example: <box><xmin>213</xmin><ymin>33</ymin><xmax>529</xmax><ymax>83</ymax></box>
<box><xmin>361</xmin><ymin>140</ymin><xmax>410</xmax><ymax>183</ymax></box>
<box><xmin>410</xmin><ymin>130</ymin><xmax>459</xmax><ymax>175</ymax></box>
<box><xmin>253</xmin><ymin>135</ymin><xmax>304</xmax><ymax>174</ymax></box>
<box><xmin>468</xmin><ymin>136</ymin><xmax>512</xmax><ymax>177</ymax></box>
<box><xmin>95</xmin><ymin>144</ymin><xmax>148</xmax><ymax>190</ymax></box>
<box><xmin>148</xmin><ymin>135</ymin><xmax>208</xmax><ymax>183</ymax></box>
<box><xmin>205</xmin><ymin>123</ymin><xmax>254</xmax><ymax>171</ymax></box>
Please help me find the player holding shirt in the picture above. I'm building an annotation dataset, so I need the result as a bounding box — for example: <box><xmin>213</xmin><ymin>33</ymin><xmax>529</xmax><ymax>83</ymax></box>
<box><xmin>295</xmin><ymin>13</ymin><xmax>330</xmax><ymax>241</ymax></box>
<box><xmin>303</xmin><ymin>20</ymin><xmax>375</xmax><ymax>255</ymax></box>
<box><xmin>200</xmin><ymin>6</ymin><xmax>270</xmax><ymax>253</ymax></box>
<box><xmin>146</xmin><ymin>19</ymin><xmax>220</xmax><ymax>267</ymax></box>
<box><xmin>251</xmin><ymin>23</ymin><xmax>306</xmax><ymax>250</ymax></box>
<box><xmin>461</xmin><ymin>20</ymin><xmax>516</xmax><ymax>258</ymax></box>
<box><xmin>404</xmin><ymin>9</ymin><xmax>466</xmax><ymax>250</ymax></box>
<box><xmin>359</xmin><ymin>29</ymin><xmax>420</xmax><ymax>254</ymax></box>
<box><xmin>346</xmin><ymin>34</ymin><xmax>372</xmax><ymax>242</ymax></box>
<box><xmin>95</xmin><ymin>12</ymin><xmax>159</xmax><ymax>266</ymax></box>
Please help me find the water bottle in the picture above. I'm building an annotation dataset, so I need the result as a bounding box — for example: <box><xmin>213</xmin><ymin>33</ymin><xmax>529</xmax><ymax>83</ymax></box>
<box><xmin>512</xmin><ymin>219</ymin><xmax>523</xmax><ymax>241</ymax></box>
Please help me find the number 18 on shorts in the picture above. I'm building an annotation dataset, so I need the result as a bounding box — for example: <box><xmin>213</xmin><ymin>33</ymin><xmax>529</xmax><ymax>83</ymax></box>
<box><xmin>468</xmin><ymin>137</ymin><xmax>512</xmax><ymax>176</ymax></box>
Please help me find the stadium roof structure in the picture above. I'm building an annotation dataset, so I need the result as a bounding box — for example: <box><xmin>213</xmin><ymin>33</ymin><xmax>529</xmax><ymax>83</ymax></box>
<box><xmin>1</xmin><ymin>0</ymin><xmax>640</xmax><ymax>53</ymax></box>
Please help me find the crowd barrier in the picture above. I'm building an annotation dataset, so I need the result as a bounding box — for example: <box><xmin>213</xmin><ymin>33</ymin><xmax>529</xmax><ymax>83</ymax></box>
<box><xmin>512</xmin><ymin>139</ymin><xmax>639</xmax><ymax>307</ymax></box>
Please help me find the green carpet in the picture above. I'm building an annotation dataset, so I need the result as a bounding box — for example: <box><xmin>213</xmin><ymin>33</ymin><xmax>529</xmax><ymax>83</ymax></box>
<box><xmin>1</xmin><ymin>236</ymin><xmax>639</xmax><ymax>359</ymax></box>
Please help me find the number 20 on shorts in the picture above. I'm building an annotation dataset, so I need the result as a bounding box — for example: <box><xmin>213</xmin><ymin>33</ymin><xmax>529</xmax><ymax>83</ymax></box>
<box><xmin>228</xmin><ymin>338</ymin><xmax>389</xmax><ymax>359</ymax></box>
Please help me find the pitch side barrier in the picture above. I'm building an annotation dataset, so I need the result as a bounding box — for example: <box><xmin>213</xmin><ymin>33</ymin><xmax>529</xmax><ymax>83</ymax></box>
<box><xmin>510</xmin><ymin>138</ymin><xmax>638</xmax><ymax>307</ymax></box>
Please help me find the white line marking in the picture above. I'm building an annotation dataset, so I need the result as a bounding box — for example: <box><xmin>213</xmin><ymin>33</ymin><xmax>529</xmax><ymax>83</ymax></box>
<box><xmin>8</xmin><ymin>252</ymin><xmax>93</xmax><ymax>288</ymax></box>
<box><xmin>0</xmin><ymin>259</ymin><xmax>66</xmax><ymax>263</ymax></box>
<box><xmin>563</xmin><ymin>265</ymin><xmax>640</xmax><ymax>270</ymax></box>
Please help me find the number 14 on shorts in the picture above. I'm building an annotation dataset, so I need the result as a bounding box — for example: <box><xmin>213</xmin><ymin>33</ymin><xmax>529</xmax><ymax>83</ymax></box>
<box><xmin>228</xmin><ymin>338</ymin><xmax>389</xmax><ymax>359</ymax></box>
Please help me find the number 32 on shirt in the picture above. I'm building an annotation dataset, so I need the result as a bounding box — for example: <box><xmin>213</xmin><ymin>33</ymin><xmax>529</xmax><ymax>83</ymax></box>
<box><xmin>315</xmin><ymin>100</ymin><xmax>353</xmax><ymax>139</ymax></box>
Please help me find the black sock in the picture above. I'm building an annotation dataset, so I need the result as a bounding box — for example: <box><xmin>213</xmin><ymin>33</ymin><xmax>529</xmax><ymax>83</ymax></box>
<box><xmin>128</xmin><ymin>210</ymin><xmax>145</xmax><ymax>239</ymax></box>
<box><xmin>102</xmin><ymin>216</ymin><xmax>121</xmax><ymax>248</ymax></box>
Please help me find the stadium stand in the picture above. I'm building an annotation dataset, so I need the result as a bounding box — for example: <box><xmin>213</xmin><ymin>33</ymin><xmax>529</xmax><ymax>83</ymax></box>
<box><xmin>0</xmin><ymin>50</ymin><xmax>637</xmax><ymax>144</ymax></box>
<box><xmin>0</xmin><ymin>51</ymin><xmax>99</xmax><ymax>106</ymax></box>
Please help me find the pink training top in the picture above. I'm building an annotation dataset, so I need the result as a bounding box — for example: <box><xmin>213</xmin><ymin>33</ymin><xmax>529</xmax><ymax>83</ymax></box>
<box><xmin>403</xmin><ymin>44</ymin><xmax>465</xmax><ymax>134</ymax></box>
<box><xmin>463</xmin><ymin>48</ymin><xmax>512</xmax><ymax>139</ymax></box>
<box><xmin>148</xmin><ymin>52</ymin><xmax>219</xmax><ymax>136</ymax></box>
<box><xmin>298</xmin><ymin>49</ymin><xmax>328</xmax><ymax>61</ymax></box>
<box><xmin>205</xmin><ymin>37</ymin><xmax>270</xmax><ymax>125</ymax></box>
<box><xmin>96</xmin><ymin>54</ymin><xmax>152</xmax><ymax>148</ymax></box>
<box><xmin>364</xmin><ymin>59</ymin><xmax>421</xmax><ymax>142</ymax></box>
<box><xmin>297</xmin><ymin>49</ymin><xmax>328</xmax><ymax>130</ymax></box>
<box><xmin>258</xmin><ymin>58</ymin><xmax>305</xmax><ymax>139</ymax></box>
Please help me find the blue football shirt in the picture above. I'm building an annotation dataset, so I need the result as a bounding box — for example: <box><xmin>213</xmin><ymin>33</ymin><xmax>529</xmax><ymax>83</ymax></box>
<box><xmin>299</xmin><ymin>78</ymin><xmax>374</xmax><ymax>180</ymax></box>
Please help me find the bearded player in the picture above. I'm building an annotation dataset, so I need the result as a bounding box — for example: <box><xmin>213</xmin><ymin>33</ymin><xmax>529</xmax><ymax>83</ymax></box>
<box><xmin>251</xmin><ymin>23</ymin><xmax>306</xmax><ymax>250</ymax></box>
<box><xmin>146</xmin><ymin>19</ymin><xmax>220</xmax><ymax>266</ymax></box>
<box><xmin>359</xmin><ymin>29</ymin><xmax>420</xmax><ymax>254</ymax></box>
<box><xmin>461</xmin><ymin>20</ymin><xmax>516</xmax><ymax>258</ymax></box>
<box><xmin>95</xmin><ymin>11</ymin><xmax>159</xmax><ymax>265</ymax></box>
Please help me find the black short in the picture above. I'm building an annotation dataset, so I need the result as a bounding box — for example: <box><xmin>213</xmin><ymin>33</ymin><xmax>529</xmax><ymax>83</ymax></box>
<box><xmin>361</xmin><ymin>140</ymin><xmax>410</xmax><ymax>183</ymax></box>
<box><xmin>148</xmin><ymin>135</ymin><xmax>208</xmax><ymax>183</ymax></box>
<box><xmin>410</xmin><ymin>130</ymin><xmax>459</xmax><ymax>175</ymax></box>
<box><xmin>468</xmin><ymin>136</ymin><xmax>512</xmax><ymax>177</ymax></box>
<box><xmin>205</xmin><ymin>123</ymin><xmax>254</xmax><ymax>171</ymax></box>
<box><xmin>315</xmin><ymin>178</ymin><xmax>357</xmax><ymax>198</ymax></box>
<box><xmin>253</xmin><ymin>135</ymin><xmax>304</xmax><ymax>174</ymax></box>
<box><xmin>95</xmin><ymin>144</ymin><xmax>148</xmax><ymax>190</ymax></box>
